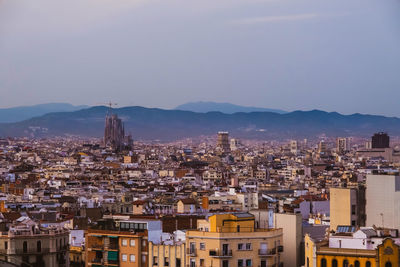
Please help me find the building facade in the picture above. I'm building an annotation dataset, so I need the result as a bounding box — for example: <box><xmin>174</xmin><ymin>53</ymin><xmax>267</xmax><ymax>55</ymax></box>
<box><xmin>366</xmin><ymin>173</ymin><xmax>400</xmax><ymax>229</ymax></box>
<box><xmin>330</xmin><ymin>187</ymin><xmax>366</xmax><ymax>231</ymax></box>
<box><xmin>85</xmin><ymin>219</ymin><xmax>148</xmax><ymax>267</ymax></box>
<box><xmin>148</xmin><ymin>242</ymin><xmax>186</xmax><ymax>267</ymax></box>
<box><xmin>305</xmin><ymin>227</ymin><xmax>400</xmax><ymax>267</ymax></box>
<box><xmin>0</xmin><ymin>218</ymin><xmax>69</xmax><ymax>267</ymax></box>
<box><xmin>186</xmin><ymin>213</ymin><xmax>283</xmax><ymax>267</ymax></box>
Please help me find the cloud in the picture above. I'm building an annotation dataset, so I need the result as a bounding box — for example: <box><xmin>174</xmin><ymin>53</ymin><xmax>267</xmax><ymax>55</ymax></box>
<box><xmin>231</xmin><ymin>13</ymin><xmax>320</xmax><ymax>25</ymax></box>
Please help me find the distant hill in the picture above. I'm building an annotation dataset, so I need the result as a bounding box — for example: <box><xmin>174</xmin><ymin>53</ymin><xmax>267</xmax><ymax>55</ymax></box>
<box><xmin>175</xmin><ymin>101</ymin><xmax>287</xmax><ymax>114</ymax></box>
<box><xmin>0</xmin><ymin>103</ymin><xmax>88</xmax><ymax>123</ymax></box>
<box><xmin>0</xmin><ymin>106</ymin><xmax>399</xmax><ymax>141</ymax></box>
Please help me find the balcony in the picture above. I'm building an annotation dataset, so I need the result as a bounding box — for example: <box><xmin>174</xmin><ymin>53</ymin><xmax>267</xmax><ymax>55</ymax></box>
<box><xmin>209</xmin><ymin>249</ymin><xmax>232</xmax><ymax>257</ymax></box>
<box><xmin>91</xmin><ymin>244</ymin><xmax>104</xmax><ymax>251</ymax></box>
<box><xmin>105</xmin><ymin>244</ymin><xmax>119</xmax><ymax>250</ymax></box>
<box><xmin>91</xmin><ymin>258</ymin><xmax>104</xmax><ymax>264</ymax></box>
<box><xmin>13</xmin><ymin>248</ymin><xmax>51</xmax><ymax>255</ymax></box>
<box><xmin>258</xmin><ymin>248</ymin><xmax>276</xmax><ymax>256</ymax></box>
<box><xmin>187</xmin><ymin>248</ymin><xmax>197</xmax><ymax>257</ymax></box>
<box><xmin>106</xmin><ymin>259</ymin><xmax>119</xmax><ymax>266</ymax></box>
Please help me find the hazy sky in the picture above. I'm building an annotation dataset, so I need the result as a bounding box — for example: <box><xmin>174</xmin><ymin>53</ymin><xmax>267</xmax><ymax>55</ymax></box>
<box><xmin>1</xmin><ymin>0</ymin><xmax>400</xmax><ymax>116</ymax></box>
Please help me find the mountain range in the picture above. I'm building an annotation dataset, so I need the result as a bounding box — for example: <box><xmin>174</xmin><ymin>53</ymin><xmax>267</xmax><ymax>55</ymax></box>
<box><xmin>0</xmin><ymin>103</ymin><xmax>88</xmax><ymax>123</ymax></box>
<box><xmin>0</xmin><ymin>106</ymin><xmax>398</xmax><ymax>141</ymax></box>
<box><xmin>175</xmin><ymin>101</ymin><xmax>287</xmax><ymax>114</ymax></box>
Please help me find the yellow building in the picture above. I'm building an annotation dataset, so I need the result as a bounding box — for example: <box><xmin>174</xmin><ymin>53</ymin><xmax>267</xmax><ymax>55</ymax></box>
<box><xmin>148</xmin><ymin>241</ymin><xmax>185</xmax><ymax>267</ymax></box>
<box><xmin>186</xmin><ymin>213</ymin><xmax>283</xmax><ymax>267</ymax></box>
<box><xmin>305</xmin><ymin>227</ymin><xmax>400</xmax><ymax>267</ymax></box>
<box><xmin>70</xmin><ymin>245</ymin><xmax>85</xmax><ymax>267</ymax></box>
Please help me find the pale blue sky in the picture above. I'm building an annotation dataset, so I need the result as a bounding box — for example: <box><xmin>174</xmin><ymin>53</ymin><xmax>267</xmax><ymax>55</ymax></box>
<box><xmin>1</xmin><ymin>0</ymin><xmax>400</xmax><ymax>116</ymax></box>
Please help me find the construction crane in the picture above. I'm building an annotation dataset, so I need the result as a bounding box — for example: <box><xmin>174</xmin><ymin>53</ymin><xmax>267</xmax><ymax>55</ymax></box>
<box><xmin>96</xmin><ymin>101</ymin><xmax>118</xmax><ymax>114</ymax></box>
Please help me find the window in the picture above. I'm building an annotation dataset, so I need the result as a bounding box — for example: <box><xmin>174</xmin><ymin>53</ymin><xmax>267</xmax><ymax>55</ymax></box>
<box><xmin>122</xmin><ymin>239</ymin><xmax>127</xmax><ymax>246</ymax></box>
<box><xmin>343</xmin><ymin>259</ymin><xmax>349</xmax><ymax>267</ymax></box>
<box><xmin>332</xmin><ymin>259</ymin><xmax>338</xmax><ymax>267</ymax></box>
<box><xmin>238</xmin><ymin>259</ymin><xmax>244</xmax><ymax>267</ymax></box>
<box><xmin>238</xmin><ymin>243</ymin><xmax>244</xmax><ymax>250</ymax></box>
<box><xmin>321</xmin><ymin>259</ymin><xmax>327</xmax><ymax>267</ymax></box>
<box><xmin>37</xmin><ymin>241</ymin><xmax>41</xmax><ymax>252</ymax></box>
<box><xmin>222</xmin><ymin>260</ymin><xmax>229</xmax><ymax>267</ymax></box>
<box><xmin>142</xmin><ymin>255</ymin><xmax>146</xmax><ymax>263</ymax></box>
<box><xmin>23</xmin><ymin>241</ymin><xmax>27</xmax><ymax>253</ymax></box>
<box><xmin>245</xmin><ymin>243</ymin><xmax>252</xmax><ymax>250</ymax></box>
<box><xmin>385</xmin><ymin>262</ymin><xmax>392</xmax><ymax>267</ymax></box>
<box><xmin>122</xmin><ymin>254</ymin><xmax>127</xmax><ymax>262</ymax></box>
<box><xmin>164</xmin><ymin>257</ymin><xmax>169</xmax><ymax>266</ymax></box>
<box><xmin>4</xmin><ymin>241</ymin><xmax>7</xmax><ymax>250</ymax></box>
<box><xmin>351</xmin><ymin>205</ymin><xmax>356</xmax><ymax>215</ymax></box>
<box><xmin>355</xmin><ymin>260</ymin><xmax>360</xmax><ymax>267</ymax></box>
<box><xmin>351</xmin><ymin>220</ymin><xmax>356</xmax><ymax>226</ymax></box>
<box><xmin>366</xmin><ymin>261</ymin><xmax>371</xmax><ymax>267</ymax></box>
<box><xmin>246</xmin><ymin>259</ymin><xmax>252</xmax><ymax>267</ymax></box>
<box><xmin>153</xmin><ymin>256</ymin><xmax>158</xmax><ymax>265</ymax></box>
<box><xmin>200</xmin><ymin>243</ymin><xmax>205</xmax><ymax>250</ymax></box>
<box><xmin>200</xmin><ymin>259</ymin><xmax>204</xmax><ymax>267</ymax></box>
<box><xmin>130</xmin><ymin>239</ymin><xmax>135</xmax><ymax>247</ymax></box>
<box><xmin>190</xmin><ymin>242</ymin><xmax>196</xmax><ymax>254</ymax></box>
<box><xmin>130</xmin><ymin>254</ymin><xmax>135</xmax><ymax>262</ymax></box>
<box><xmin>142</xmin><ymin>240</ymin><xmax>147</xmax><ymax>247</ymax></box>
<box><xmin>237</xmin><ymin>225</ymin><xmax>240</xmax><ymax>232</ymax></box>
<box><xmin>176</xmin><ymin>258</ymin><xmax>181</xmax><ymax>267</ymax></box>
<box><xmin>307</xmin><ymin>257</ymin><xmax>309</xmax><ymax>267</ymax></box>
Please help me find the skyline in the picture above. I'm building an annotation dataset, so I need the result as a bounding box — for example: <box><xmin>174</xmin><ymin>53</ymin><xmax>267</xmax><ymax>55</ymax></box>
<box><xmin>1</xmin><ymin>0</ymin><xmax>400</xmax><ymax>117</ymax></box>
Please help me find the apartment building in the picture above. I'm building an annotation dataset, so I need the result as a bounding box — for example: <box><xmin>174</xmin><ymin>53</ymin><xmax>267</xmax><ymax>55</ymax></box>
<box><xmin>330</xmin><ymin>186</ymin><xmax>366</xmax><ymax>231</ymax></box>
<box><xmin>0</xmin><ymin>217</ymin><xmax>69</xmax><ymax>267</ymax></box>
<box><xmin>85</xmin><ymin>219</ymin><xmax>148</xmax><ymax>267</ymax></box>
<box><xmin>186</xmin><ymin>213</ymin><xmax>283</xmax><ymax>267</ymax></box>
<box><xmin>148</xmin><ymin>241</ymin><xmax>185</xmax><ymax>267</ymax></box>
<box><xmin>366</xmin><ymin>172</ymin><xmax>400</xmax><ymax>230</ymax></box>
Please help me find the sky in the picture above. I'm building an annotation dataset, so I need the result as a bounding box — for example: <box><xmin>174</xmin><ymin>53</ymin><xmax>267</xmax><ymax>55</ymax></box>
<box><xmin>1</xmin><ymin>0</ymin><xmax>400</xmax><ymax>116</ymax></box>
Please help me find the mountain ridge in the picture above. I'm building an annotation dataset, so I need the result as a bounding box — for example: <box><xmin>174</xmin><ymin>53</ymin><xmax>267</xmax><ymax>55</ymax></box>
<box><xmin>0</xmin><ymin>103</ymin><xmax>89</xmax><ymax>123</ymax></box>
<box><xmin>0</xmin><ymin>106</ymin><xmax>398</xmax><ymax>141</ymax></box>
<box><xmin>175</xmin><ymin>101</ymin><xmax>287</xmax><ymax>114</ymax></box>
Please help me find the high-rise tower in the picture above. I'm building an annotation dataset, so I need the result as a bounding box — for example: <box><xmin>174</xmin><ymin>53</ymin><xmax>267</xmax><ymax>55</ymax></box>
<box><xmin>371</xmin><ymin>132</ymin><xmax>390</xmax><ymax>148</ymax></box>
<box><xmin>217</xmin><ymin>131</ymin><xmax>230</xmax><ymax>153</ymax></box>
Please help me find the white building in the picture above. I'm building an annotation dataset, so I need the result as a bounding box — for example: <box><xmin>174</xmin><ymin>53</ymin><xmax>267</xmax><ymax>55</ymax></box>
<box><xmin>366</xmin><ymin>172</ymin><xmax>400</xmax><ymax>230</ymax></box>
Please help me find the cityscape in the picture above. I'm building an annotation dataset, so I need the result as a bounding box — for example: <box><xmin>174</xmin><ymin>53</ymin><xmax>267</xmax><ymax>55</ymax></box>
<box><xmin>0</xmin><ymin>107</ymin><xmax>398</xmax><ymax>267</ymax></box>
<box><xmin>2</xmin><ymin>0</ymin><xmax>400</xmax><ymax>266</ymax></box>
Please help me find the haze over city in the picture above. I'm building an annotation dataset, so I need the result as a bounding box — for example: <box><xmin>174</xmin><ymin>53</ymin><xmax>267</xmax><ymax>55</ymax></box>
<box><xmin>1</xmin><ymin>0</ymin><xmax>400</xmax><ymax>116</ymax></box>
